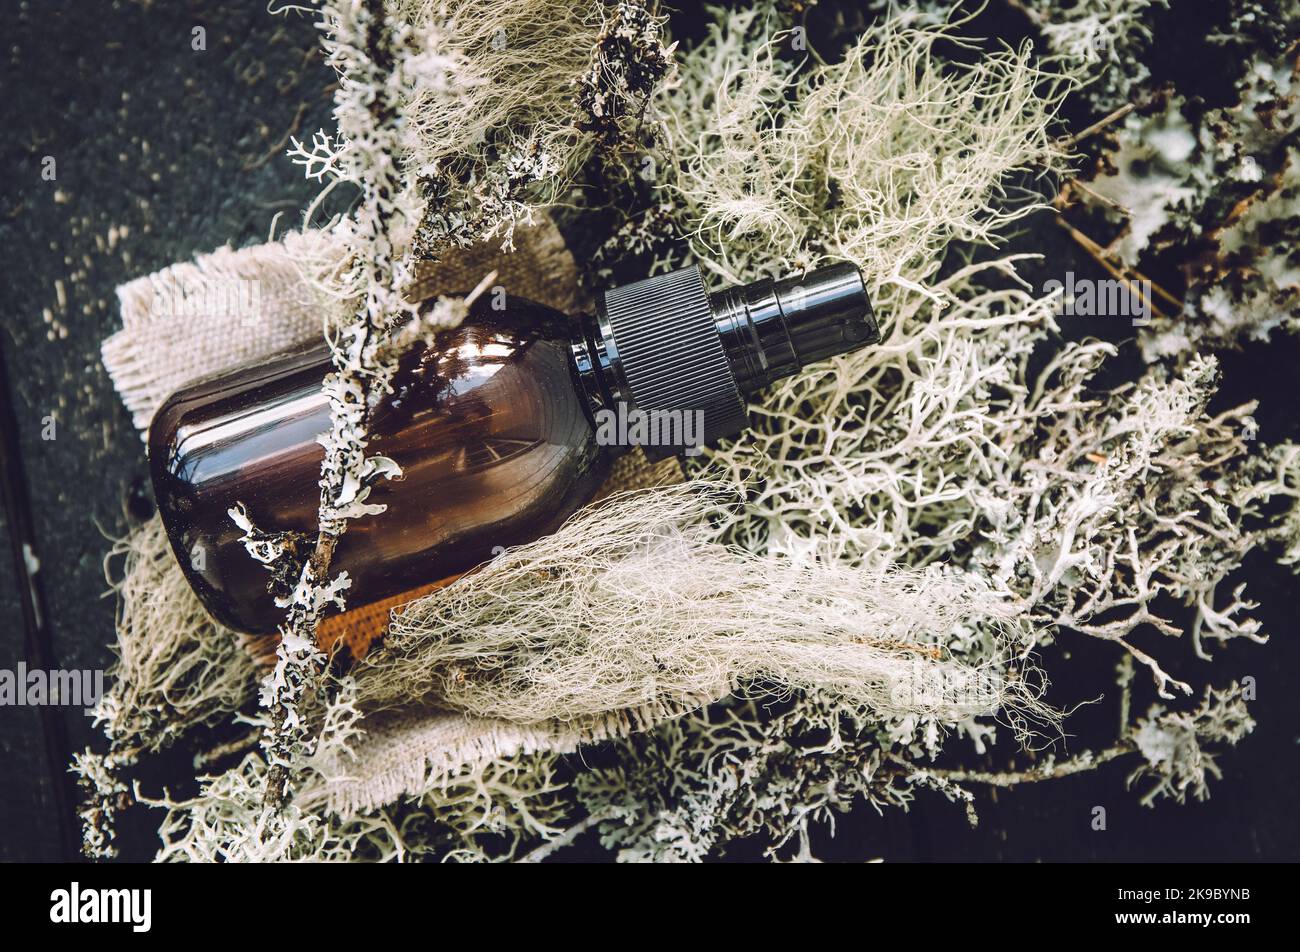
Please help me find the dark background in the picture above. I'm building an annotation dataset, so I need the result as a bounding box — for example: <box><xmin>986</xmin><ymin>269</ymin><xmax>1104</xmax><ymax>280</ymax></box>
<box><xmin>0</xmin><ymin>0</ymin><xmax>1295</xmax><ymax>862</ymax></box>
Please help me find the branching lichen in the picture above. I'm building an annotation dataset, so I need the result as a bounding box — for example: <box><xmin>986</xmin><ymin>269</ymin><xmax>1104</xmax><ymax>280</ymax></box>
<box><xmin>1064</xmin><ymin>4</ymin><xmax>1300</xmax><ymax>360</ymax></box>
<box><xmin>145</xmin><ymin>679</ymin><xmax>571</xmax><ymax>862</ymax></box>
<box><xmin>1021</xmin><ymin>0</ymin><xmax>1168</xmax><ymax>111</ymax></box>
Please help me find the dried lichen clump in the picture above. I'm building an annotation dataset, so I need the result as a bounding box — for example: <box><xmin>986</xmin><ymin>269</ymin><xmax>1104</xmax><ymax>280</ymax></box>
<box><xmin>289</xmin><ymin>1</ymin><xmax>675</xmax><ymax>260</ymax></box>
<box><xmin>573</xmin><ymin>681</ymin><xmax>1256</xmax><ymax>861</ymax></box>
<box><xmin>575</xmin><ymin>695</ymin><xmax>919</xmax><ymax>862</ymax></box>
<box><xmin>392</xmin><ymin>0</ymin><xmax>674</xmax><ymax>255</ymax></box>
<box><xmin>363</xmin><ymin>483</ymin><xmax>1043</xmax><ymax>729</ymax></box>
<box><xmin>968</xmin><ymin>351</ymin><xmax>1300</xmax><ymax>678</ymax></box>
<box><xmin>1021</xmin><ymin>0</ymin><xmax>1168</xmax><ymax>111</ymax></box>
<box><xmin>94</xmin><ymin>518</ymin><xmax>257</xmax><ymax>754</ymax></box>
<box><xmin>657</xmin><ymin>6</ymin><xmax>1065</xmax><ymax>284</ymax></box>
<box><xmin>145</xmin><ymin>679</ymin><xmax>570</xmax><ymax>862</ymax></box>
<box><xmin>1033</xmin><ymin>0</ymin><xmax>1300</xmax><ymax>361</ymax></box>
<box><xmin>1128</xmin><ymin>684</ymin><xmax>1256</xmax><ymax>807</ymax></box>
<box><xmin>573</xmin><ymin>2</ymin><xmax>676</xmax><ymax>142</ymax></box>
<box><xmin>1075</xmin><ymin>52</ymin><xmax>1300</xmax><ymax>359</ymax></box>
<box><xmin>71</xmin><ymin>519</ymin><xmax>259</xmax><ymax>859</ymax></box>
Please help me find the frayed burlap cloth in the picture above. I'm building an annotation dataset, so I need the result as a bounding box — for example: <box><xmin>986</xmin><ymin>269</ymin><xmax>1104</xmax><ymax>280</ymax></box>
<box><xmin>103</xmin><ymin>218</ymin><xmax>684</xmax><ymax>816</ymax></box>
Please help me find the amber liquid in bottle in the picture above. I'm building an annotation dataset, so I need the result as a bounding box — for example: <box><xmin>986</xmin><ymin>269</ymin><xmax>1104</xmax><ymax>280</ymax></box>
<box><xmin>150</xmin><ymin>263</ymin><xmax>877</xmax><ymax>636</ymax></box>
<box><xmin>150</xmin><ymin>297</ymin><xmax>612</xmax><ymax>635</ymax></box>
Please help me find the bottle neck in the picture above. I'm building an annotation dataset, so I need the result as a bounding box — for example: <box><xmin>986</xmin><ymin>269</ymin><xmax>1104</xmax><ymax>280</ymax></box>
<box><xmin>569</xmin><ymin>289</ymin><xmax>808</xmax><ymax>417</ymax></box>
<box><xmin>570</xmin><ymin>310</ymin><xmax>631</xmax><ymax>424</ymax></box>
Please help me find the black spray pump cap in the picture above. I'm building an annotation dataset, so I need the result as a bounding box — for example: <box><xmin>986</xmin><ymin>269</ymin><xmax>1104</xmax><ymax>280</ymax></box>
<box><xmin>595</xmin><ymin>262</ymin><xmax>878</xmax><ymax>450</ymax></box>
<box><xmin>710</xmin><ymin>262</ymin><xmax>879</xmax><ymax>394</ymax></box>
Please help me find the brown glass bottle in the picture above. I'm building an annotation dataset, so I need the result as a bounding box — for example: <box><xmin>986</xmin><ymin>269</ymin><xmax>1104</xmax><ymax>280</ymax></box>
<box><xmin>150</xmin><ymin>263</ymin><xmax>877</xmax><ymax>635</ymax></box>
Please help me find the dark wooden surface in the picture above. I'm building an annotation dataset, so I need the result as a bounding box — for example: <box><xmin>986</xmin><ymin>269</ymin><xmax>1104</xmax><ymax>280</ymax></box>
<box><xmin>0</xmin><ymin>0</ymin><xmax>335</xmax><ymax>863</ymax></box>
<box><xmin>0</xmin><ymin>0</ymin><xmax>1295</xmax><ymax>863</ymax></box>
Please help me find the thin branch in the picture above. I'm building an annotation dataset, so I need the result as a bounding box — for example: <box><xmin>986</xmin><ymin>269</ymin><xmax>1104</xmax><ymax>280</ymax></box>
<box><xmin>519</xmin><ymin>814</ymin><xmax>603</xmax><ymax>863</ymax></box>
<box><xmin>893</xmin><ymin>741</ymin><xmax>1137</xmax><ymax>787</ymax></box>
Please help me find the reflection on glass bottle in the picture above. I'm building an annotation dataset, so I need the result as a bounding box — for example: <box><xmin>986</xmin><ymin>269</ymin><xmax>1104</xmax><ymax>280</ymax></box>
<box><xmin>152</xmin><ymin>299</ymin><xmax>609</xmax><ymax>635</ymax></box>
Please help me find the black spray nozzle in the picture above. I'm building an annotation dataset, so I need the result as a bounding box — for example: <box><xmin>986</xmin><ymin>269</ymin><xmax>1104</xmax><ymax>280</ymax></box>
<box><xmin>591</xmin><ymin>262</ymin><xmax>878</xmax><ymax>451</ymax></box>
<box><xmin>709</xmin><ymin>262</ymin><xmax>878</xmax><ymax>394</ymax></box>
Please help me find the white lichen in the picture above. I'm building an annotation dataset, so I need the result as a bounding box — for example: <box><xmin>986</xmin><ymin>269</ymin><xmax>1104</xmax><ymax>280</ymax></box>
<box><xmin>1128</xmin><ymin>683</ymin><xmax>1255</xmax><ymax>806</ymax></box>
<box><xmin>145</xmin><ymin>679</ymin><xmax>570</xmax><ymax>862</ymax></box>
<box><xmin>363</xmin><ymin>482</ymin><xmax>1049</xmax><ymax>730</ymax></box>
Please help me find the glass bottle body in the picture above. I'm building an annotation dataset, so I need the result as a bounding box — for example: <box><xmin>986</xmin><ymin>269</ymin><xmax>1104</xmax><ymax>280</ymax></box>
<box><xmin>149</xmin><ymin>298</ymin><xmax>613</xmax><ymax>635</ymax></box>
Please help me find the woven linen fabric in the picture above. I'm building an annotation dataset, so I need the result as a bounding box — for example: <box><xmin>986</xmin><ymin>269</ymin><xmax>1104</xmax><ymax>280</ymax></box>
<box><xmin>103</xmin><ymin>218</ymin><xmax>690</xmax><ymax>817</ymax></box>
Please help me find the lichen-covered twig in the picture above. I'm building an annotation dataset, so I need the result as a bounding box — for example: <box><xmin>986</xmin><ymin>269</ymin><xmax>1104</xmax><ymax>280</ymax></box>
<box><xmin>248</xmin><ymin>0</ymin><xmax>482</xmax><ymax>816</ymax></box>
<box><xmin>895</xmin><ymin>744</ymin><xmax>1135</xmax><ymax>787</ymax></box>
<box><xmin>901</xmin><ymin>682</ymin><xmax>1255</xmax><ymax>808</ymax></box>
<box><xmin>251</xmin><ymin>0</ymin><xmax>675</xmax><ymax>818</ymax></box>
